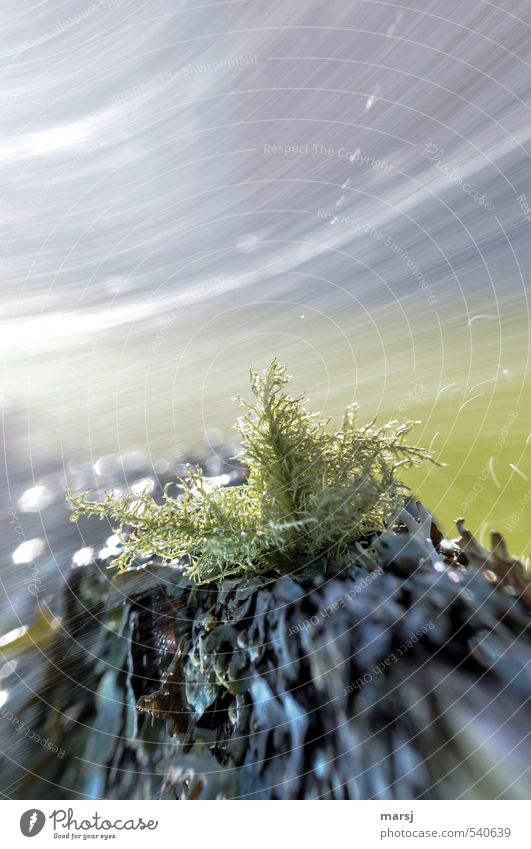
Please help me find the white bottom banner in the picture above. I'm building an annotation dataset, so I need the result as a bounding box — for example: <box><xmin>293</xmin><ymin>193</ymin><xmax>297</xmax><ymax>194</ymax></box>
<box><xmin>2</xmin><ymin>800</ymin><xmax>528</xmax><ymax>848</ymax></box>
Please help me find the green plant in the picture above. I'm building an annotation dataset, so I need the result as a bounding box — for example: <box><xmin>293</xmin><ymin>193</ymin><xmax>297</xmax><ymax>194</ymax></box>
<box><xmin>67</xmin><ymin>360</ymin><xmax>433</xmax><ymax>583</ymax></box>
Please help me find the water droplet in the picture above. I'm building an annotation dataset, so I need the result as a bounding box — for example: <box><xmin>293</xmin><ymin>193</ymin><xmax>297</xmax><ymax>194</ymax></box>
<box><xmin>99</xmin><ymin>545</ymin><xmax>120</xmax><ymax>560</ymax></box>
<box><xmin>153</xmin><ymin>458</ymin><xmax>170</xmax><ymax>475</ymax></box>
<box><xmin>72</xmin><ymin>547</ymin><xmax>94</xmax><ymax>567</ymax></box>
<box><xmin>106</xmin><ymin>534</ymin><xmax>122</xmax><ymax>548</ymax></box>
<box><xmin>131</xmin><ymin>477</ymin><xmax>155</xmax><ymax>496</ymax></box>
<box><xmin>202</xmin><ymin>474</ymin><xmax>230</xmax><ymax>491</ymax></box>
<box><xmin>365</xmin><ymin>85</ymin><xmax>380</xmax><ymax>112</ymax></box>
<box><xmin>12</xmin><ymin>538</ymin><xmax>45</xmax><ymax>564</ymax></box>
<box><xmin>0</xmin><ymin>625</ymin><xmax>28</xmax><ymax>648</ymax></box>
<box><xmin>18</xmin><ymin>484</ymin><xmax>54</xmax><ymax>513</ymax></box>
<box><xmin>93</xmin><ymin>454</ymin><xmax>120</xmax><ymax>477</ymax></box>
<box><xmin>0</xmin><ymin>660</ymin><xmax>17</xmax><ymax>680</ymax></box>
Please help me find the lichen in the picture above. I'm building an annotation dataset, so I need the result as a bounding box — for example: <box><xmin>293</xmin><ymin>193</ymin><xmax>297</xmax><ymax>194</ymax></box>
<box><xmin>67</xmin><ymin>359</ymin><xmax>433</xmax><ymax>583</ymax></box>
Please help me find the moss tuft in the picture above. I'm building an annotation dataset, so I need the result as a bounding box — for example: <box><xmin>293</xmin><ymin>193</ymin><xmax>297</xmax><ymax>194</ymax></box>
<box><xmin>67</xmin><ymin>359</ymin><xmax>433</xmax><ymax>583</ymax></box>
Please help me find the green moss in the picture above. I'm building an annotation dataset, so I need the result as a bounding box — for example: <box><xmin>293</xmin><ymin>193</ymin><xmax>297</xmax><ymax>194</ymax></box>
<box><xmin>67</xmin><ymin>359</ymin><xmax>433</xmax><ymax>583</ymax></box>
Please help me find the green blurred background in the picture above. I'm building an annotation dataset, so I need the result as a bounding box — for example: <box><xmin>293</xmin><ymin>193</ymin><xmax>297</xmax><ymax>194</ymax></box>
<box><xmin>4</xmin><ymin>289</ymin><xmax>529</xmax><ymax>559</ymax></box>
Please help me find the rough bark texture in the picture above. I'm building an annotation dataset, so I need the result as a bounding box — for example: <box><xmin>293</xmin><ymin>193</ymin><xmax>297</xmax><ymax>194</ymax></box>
<box><xmin>16</xmin><ymin>514</ymin><xmax>530</xmax><ymax>801</ymax></box>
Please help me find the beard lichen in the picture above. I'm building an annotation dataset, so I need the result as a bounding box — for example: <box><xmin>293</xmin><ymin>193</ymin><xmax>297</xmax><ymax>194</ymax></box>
<box><xmin>67</xmin><ymin>359</ymin><xmax>433</xmax><ymax>583</ymax></box>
